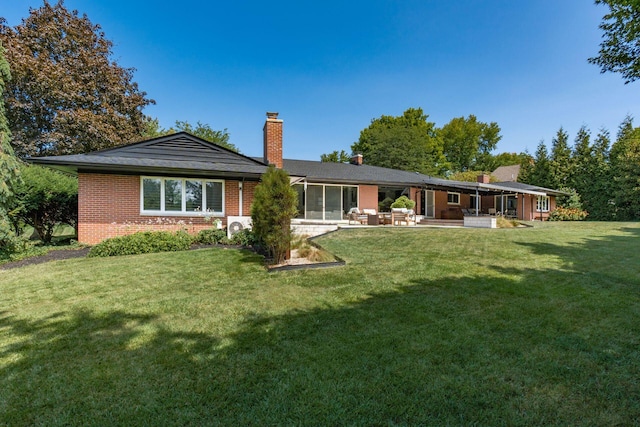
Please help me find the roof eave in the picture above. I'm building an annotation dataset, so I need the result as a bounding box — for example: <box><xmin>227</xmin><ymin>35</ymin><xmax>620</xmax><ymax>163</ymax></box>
<box><xmin>29</xmin><ymin>158</ymin><xmax>266</xmax><ymax>180</ymax></box>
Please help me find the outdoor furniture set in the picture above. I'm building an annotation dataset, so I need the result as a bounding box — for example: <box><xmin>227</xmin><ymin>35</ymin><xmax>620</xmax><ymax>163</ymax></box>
<box><xmin>348</xmin><ymin>208</ymin><xmax>416</xmax><ymax>226</ymax></box>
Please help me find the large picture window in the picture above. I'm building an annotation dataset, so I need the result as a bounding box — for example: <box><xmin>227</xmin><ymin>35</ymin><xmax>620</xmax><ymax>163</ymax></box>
<box><xmin>141</xmin><ymin>177</ymin><xmax>224</xmax><ymax>215</ymax></box>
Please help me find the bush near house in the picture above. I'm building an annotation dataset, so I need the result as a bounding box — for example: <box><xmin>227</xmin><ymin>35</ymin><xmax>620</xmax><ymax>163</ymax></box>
<box><xmin>390</xmin><ymin>195</ymin><xmax>416</xmax><ymax>210</ymax></box>
<box><xmin>11</xmin><ymin>164</ymin><xmax>78</xmax><ymax>242</ymax></box>
<box><xmin>549</xmin><ymin>207</ymin><xmax>589</xmax><ymax>221</ymax></box>
<box><xmin>549</xmin><ymin>187</ymin><xmax>588</xmax><ymax>221</ymax></box>
<box><xmin>378</xmin><ymin>197</ymin><xmax>394</xmax><ymax>212</ymax></box>
<box><xmin>194</xmin><ymin>229</ymin><xmax>227</xmax><ymax>245</ymax></box>
<box><xmin>89</xmin><ymin>228</ymin><xmax>258</xmax><ymax>258</ymax></box>
<box><xmin>88</xmin><ymin>230</ymin><xmax>193</xmax><ymax>257</ymax></box>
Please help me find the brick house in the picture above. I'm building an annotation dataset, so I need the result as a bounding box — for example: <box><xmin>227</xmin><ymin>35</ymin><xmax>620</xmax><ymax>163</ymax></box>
<box><xmin>31</xmin><ymin>112</ymin><xmax>562</xmax><ymax>244</ymax></box>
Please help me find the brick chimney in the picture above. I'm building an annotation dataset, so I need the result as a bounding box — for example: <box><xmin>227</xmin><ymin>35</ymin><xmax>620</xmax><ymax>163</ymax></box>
<box><xmin>350</xmin><ymin>154</ymin><xmax>363</xmax><ymax>165</ymax></box>
<box><xmin>263</xmin><ymin>112</ymin><xmax>283</xmax><ymax>168</ymax></box>
<box><xmin>477</xmin><ymin>174</ymin><xmax>491</xmax><ymax>184</ymax></box>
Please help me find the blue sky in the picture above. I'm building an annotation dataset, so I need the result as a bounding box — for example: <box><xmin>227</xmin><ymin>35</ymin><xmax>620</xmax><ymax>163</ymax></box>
<box><xmin>3</xmin><ymin>1</ymin><xmax>638</xmax><ymax>161</ymax></box>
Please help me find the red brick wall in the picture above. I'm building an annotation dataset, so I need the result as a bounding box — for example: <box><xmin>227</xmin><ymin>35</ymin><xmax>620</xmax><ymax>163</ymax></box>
<box><xmin>359</xmin><ymin>185</ymin><xmax>378</xmax><ymax>211</ymax></box>
<box><xmin>263</xmin><ymin>113</ymin><xmax>283</xmax><ymax>169</ymax></box>
<box><xmin>434</xmin><ymin>191</ymin><xmax>462</xmax><ymax>219</ymax></box>
<box><xmin>78</xmin><ymin>173</ymin><xmax>243</xmax><ymax>245</ymax></box>
<box><xmin>225</xmin><ymin>180</ymin><xmax>240</xmax><ymax>217</ymax></box>
<box><xmin>243</xmin><ymin>181</ymin><xmax>258</xmax><ymax>216</ymax></box>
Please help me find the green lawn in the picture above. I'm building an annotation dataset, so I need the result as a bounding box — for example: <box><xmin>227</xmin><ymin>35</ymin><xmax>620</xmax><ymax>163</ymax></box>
<box><xmin>1</xmin><ymin>222</ymin><xmax>639</xmax><ymax>425</ymax></box>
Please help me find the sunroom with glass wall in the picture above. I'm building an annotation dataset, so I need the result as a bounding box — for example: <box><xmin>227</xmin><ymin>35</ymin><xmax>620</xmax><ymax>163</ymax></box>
<box><xmin>293</xmin><ymin>183</ymin><xmax>358</xmax><ymax>221</ymax></box>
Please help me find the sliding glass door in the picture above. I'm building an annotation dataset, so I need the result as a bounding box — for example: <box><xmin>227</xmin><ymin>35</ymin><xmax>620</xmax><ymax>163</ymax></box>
<box><xmin>293</xmin><ymin>183</ymin><xmax>359</xmax><ymax>221</ymax></box>
<box><xmin>306</xmin><ymin>185</ymin><xmax>324</xmax><ymax>220</ymax></box>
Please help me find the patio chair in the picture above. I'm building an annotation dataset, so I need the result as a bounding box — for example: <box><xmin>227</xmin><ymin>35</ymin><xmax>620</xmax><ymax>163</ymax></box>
<box><xmin>391</xmin><ymin>208</ymin><xmax>414</xmax><ymax>226</ymax></box>
<box><xmin>348</xmin><ymin>207</ymin><xmax>368</xmax><ymax>225</ymax></box>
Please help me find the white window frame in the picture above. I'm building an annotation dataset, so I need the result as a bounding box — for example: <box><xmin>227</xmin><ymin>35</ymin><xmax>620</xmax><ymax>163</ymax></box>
<box><xmin>140</xmin><ymin>176</ymin><xmax>225</xmax><ymax>216</ymax></box>
<box><xmin>537</xmin><ymin>196</ymin><xmax>550</xmax><ymax>212</ymax></box>
<box><xmin>447</xmin><ymin>192</ymin><xmax>460</xmax><ymax>205</ymax></box>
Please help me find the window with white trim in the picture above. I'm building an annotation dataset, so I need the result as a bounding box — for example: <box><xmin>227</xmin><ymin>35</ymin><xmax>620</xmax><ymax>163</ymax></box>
<box><xmin>447</xmin><ymin>192</ymin><xmax>460</xmax><ymax>205</ymax></box>
<box><xmin>141</xmin><ymin>177</ymin><xmax>224</xmax><ymax>215</ymax></box>
<box><xmin>537</xmin><ymin>196</ymin><xmax>550</xmax><ymax>212</ymax></box>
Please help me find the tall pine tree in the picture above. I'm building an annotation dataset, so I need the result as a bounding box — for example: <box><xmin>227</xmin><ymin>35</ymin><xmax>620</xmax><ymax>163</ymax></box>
<box><xmin>521</xmin><ymin>141</ymin><xmax>553</xmax><ymax>189</ymax></box>
<box><xmin>549</xmin><ymin>127</ymin><xmax>573</xmax><ymax>189</ymax></box>
<box><xmin>0</xmin><ymin>41</ymin><xmax>22</xmax><ymax>250</ymax></box>
<box><xmin>588</xmin><ymin>128</ymin><xmax>614</xmax><ymax>220</ymax></box>
<box><xmin>610</xmin><ymin>116</ymin><xmax>640</xmax><ymax>220</ymax></box>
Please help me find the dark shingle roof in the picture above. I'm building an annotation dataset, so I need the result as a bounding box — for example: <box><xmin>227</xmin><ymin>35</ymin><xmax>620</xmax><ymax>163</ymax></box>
<box><xmin>30</xmin><ymin>132</ymin><xmax>561</xmax><ymax>196</ymax></box>
<box><xmin>29</xmin><ymin>132</ymin><xmax>269</xmax><ymax>179</ymax></box>
<box><xmin>281</xmin><ymin>158</ymin><xmax>432</xmax><ymax>186</ymax></box>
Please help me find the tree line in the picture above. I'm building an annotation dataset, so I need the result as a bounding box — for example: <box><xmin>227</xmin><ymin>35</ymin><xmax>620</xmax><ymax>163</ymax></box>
<box><xmin>322</xmin><ymin>107</ymin><xmax>528</xmax><ymax>178</ymax></box>
<box><xmin>519</xmin><ymin>118</ymin><xmax>640</xmax><ymax>221</ymax></box>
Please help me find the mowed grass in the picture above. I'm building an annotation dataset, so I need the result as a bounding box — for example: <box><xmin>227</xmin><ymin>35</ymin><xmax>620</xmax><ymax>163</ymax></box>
<box><xmin>1</xmin><ymin>222</ymin><xmax>639</xmax><ymax>425</ymax></box>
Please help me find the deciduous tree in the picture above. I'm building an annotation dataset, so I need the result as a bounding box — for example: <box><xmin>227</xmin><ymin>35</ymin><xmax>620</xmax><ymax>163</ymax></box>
<box><xmin>0</xmin><ymin>1</ymin><xmax>154</xmax><ymax>157</ymax></box>
<box><xmin>589</xmin><ymin>0</ymin><xmax>640</xmax><ymax>83</ymax></box>
<box><xmin>439</xmin><ymin>115</ymin><xmax>501</xmax><ymax>172</ymax></box>
<box><xmin>173</xmin><ymin>120</ymin><xmax>236</xmax><ymax>152</ymax></box>
<box><xmin>489</xmin><ymin>152</ymin><xmax>531</xmax><ymax>171</ymax></box>
<box><xmin>351</xmin><ymin>108</ymin><xmax>448</xmax><ymax>176</ymax></box>
<box><xmin>143</xmin><ymin>119</ymin><xmax>237</xmax><ymax>152</ymax></box>
<box><xmin>320</xmin><ymin>150</ymin><xmax>351</xmax><ymax>163</ymax></box>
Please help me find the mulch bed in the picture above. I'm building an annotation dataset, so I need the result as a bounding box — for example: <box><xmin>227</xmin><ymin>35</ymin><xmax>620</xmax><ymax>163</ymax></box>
<box><xmin>0</xmin><ymin>247</ymin><xmax>92</xmax><ymax>271</ymax></box>
<box><xmin>1</xmin><ymin>244</ymin><xmax>345</xmax><ymax>272</ymax></box>
<box><xmin>0</xmin><ymin>244</ymin><xmax>247</xmax><ymax>271</ymax></box>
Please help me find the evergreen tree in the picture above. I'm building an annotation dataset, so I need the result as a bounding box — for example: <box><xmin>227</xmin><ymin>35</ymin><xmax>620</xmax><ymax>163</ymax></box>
<box><xmin>588</xmin><ymin>129</ymin><xmax>615</xmax><ymax>220</ymax></box>
<box><xmin>521</xmin><ymin>141</ymin><xmax>553</xmax><ymax>188</ymax></box>
<box><xmin>0</xmin><ymin>42</ymin><xmax>20</xmax><ymax>208</ymax></box>
<box><xmin>610</xmin><ymin>117</ymin><xmax>640</xmax><ymax>220</ymax></box>
<box><xmin>517</xmin><ymin>151</ymin><xmax>535</xmax><ymax>183</ymax></box>
<box><xmin>549</xmin><ymin>127</ymin><xmax>573</xmax><ymax>188</ymax></box>
<box><xmin>570</xmin><ymin>126</ymin><xmax>593</xmax><ymax>210</ymax></box>
<box><xmin>0</xmin><ymin>41</ymin><xmax>23</xmax><ymax>252</ymax></box>
<box><xmin>250</xmin><ymin>166</ymin><xmax>298</xmax><ymax>265</ymax></box>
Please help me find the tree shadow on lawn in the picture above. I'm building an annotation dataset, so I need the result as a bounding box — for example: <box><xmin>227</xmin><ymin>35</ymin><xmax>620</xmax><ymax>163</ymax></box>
<box><xmin>2</xmin><ymin>276</ymin><xmax>639</xmax><ymax>424</ymax></box>
<box><xmin>504</xmin><ymin>224</ymin><xmax>640</xmax><ymax>293</ymax></box>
